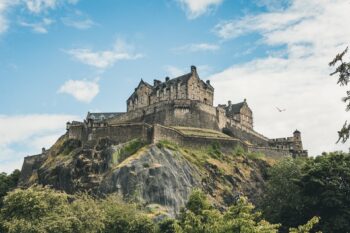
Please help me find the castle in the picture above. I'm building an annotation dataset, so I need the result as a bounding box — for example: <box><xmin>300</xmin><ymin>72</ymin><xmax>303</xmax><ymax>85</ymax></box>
<box><xmin>67</xmin><ymin>66</ymin><xmax>307</xmax><ymax>158</ymax></box>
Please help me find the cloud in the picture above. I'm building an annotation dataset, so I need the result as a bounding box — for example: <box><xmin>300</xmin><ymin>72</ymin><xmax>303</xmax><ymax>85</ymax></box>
<box><xmin>210</xmin><ymin>0</ymin><xmax>350</xmax><ymax>156</ymax></box>
<box><xmin>0</xmin><ymin>0</ymin><xmax>79</xmax><ymax>34</ymax></box>
<box><xmin>24</xmin><ymin>0</ymin><xmax>79</xmax><ymax>14</ymax></box>
<box><xmin>165</xmin><ymin>65</ymin><xmax>186</xmax><ymax>77</ymax></box>
<box><xmin>173</xmin><ymin>43</ymin><xmax>220</xmax><ymax>53</ymax></box>
<box><xmin>61</xmin><ymin>10</ymin><xmax>96</xmax><ymax>29</ymax></box>
<box><xmin>0</xmin><ymin>0</ymin><xmax>19</xmax><ymax>34</ymax></box>
<box><xmin>0</xmin><ymin>114</ymin><xmax>79</xmax><ymax>173</ymax></box>
<box><xmin>19</xmin><ymin>18</ymin><xmax>54</xmax><ymax>33</ymax></box>
<box><xmin>177</xmin><ymin>0</ymin><xmax>224</xmax><ymax>19</ymax></box>
<box><xmin>58</xmin><ymin>79</ymin><xmax>99</xmax><ymax>103</ymax></box>
<box><xmin>65</xmin><ymin>39</ymin><xmax>143</xmax><ymax>69</ymax></box>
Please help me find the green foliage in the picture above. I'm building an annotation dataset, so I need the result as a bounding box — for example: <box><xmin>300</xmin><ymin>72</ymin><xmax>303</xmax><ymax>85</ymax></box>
<box><xmin>156</xmin><ymin>140</ymin><xmax>179</xmax><ymax>151</ymax></box>
<box><xmin>207</xmin><ymin>142</ymin><xmax>223</xmax><ymax>159</ymax></box>
<box><xmin>233</xmin><ymin>145</ymin><xmax>245</xmax><ymax>157</ymax></box>
<box><xmin>114</xmin><ymin>139</ymin><xmax>145</xmax><ymax>164</ymax></box>
<box><xmin>158</xmin><ymin>218</ymin><xmax>183</xmax><ymax>233</ymax></box>
<box><xmin>58</xmin><ymin>139</ymin><xmax>81</xmax><ymax>155</ymax></box>
<box><xmin>0</xmin><ymin>186</ymin><xmax>105</xmax><ymax>233</ymax></box>
<box><xmin>246</xmin><ymin>151</ymin><xmax>265</xmax><ymax>160</ymax></box>
<box><xmin>289</xmin><ymin>217</ymin><xmax>321</xmax><ymax>233</ymax></box>
<box><xmin>260</xmin><ymin>152</ymin><xmax>350</xmax><ymax>232</ymax></box>
<box><xmin>177</xmin><ymin>190</ymin><xmax>281</xmax><ymax>233</ymax></box>
<box><xmin>329</xmin><ymin>47</ymin><xmax>350</xmax><ymax>143</ymax></box>
<box><xmin>100</xmin><ymin>194</ymin><xmax>155</xmax><ymax>233</ymax></box>
<box><xmin>0</xmin><ymin>170</ymin><xmax>20</xmax><ymax>207</ymax></box>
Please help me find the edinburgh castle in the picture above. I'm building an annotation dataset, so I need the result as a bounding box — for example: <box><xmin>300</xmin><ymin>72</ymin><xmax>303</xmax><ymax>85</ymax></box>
<box><xmin>66</xmin><ymin>66</ymin><xmax>307</xmax><ymax>158</ymax></box>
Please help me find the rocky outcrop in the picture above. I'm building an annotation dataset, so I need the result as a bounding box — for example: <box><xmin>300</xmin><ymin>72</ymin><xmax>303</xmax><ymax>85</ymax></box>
<box><xmin>19</xmin><ymin>134</ymin><xmax>271</xmax><ymax>216</ymax></box>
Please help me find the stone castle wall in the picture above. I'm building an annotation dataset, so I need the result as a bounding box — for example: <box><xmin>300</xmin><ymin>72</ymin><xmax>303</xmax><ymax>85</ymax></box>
<box><xmin>89</xmin><ymin>123</ymin><xmax>153</xmax><ymax>144</ymax></box>
<box><xmin>247</xmin><ymin>146</ymin><xmax>291</xmax><ymax>159</ymax></box>
<box><xmin>108</xmin><ymin>99</ymin><xmax>222</xmax><ymax>130</ymax></box>
<box><xmin>153</xmin><ymin>124</ymin><xmax>247</xmax><ymax>152</ymax></box>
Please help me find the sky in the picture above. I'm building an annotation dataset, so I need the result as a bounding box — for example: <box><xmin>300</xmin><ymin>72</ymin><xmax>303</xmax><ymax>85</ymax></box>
<box><xmin>1</xmin><ymin>0</ymin><xmax>350</xmax><ymax>173</ymax></box>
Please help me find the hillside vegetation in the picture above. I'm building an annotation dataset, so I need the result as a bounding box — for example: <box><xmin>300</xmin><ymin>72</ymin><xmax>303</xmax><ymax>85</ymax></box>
<box><xmin>2</xmin><ymin>135</ymin><xmax>349</xmax><ymax>232</ymax></box>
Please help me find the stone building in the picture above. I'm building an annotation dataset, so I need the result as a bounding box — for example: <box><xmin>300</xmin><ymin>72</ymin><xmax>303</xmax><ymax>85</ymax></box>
<box><xmin>218</xmin><ymin>99</ymin><xmax>253</xmax><ymax>129</ymax></box>
<box><xmin>66</xmin><ymin>65</ymin><xmax>308</xmax><ymax>158</ymax></box>
<box><xmin>127</xmin><ymin>66</ymin><xmax>214</xmax><ymax>111</ymax></box>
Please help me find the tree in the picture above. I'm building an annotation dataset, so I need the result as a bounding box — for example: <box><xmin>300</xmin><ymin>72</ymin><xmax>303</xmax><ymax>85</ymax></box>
<box><xmin>0</xmin><ymin>170</ymin><xmax>20</xmax><ymax>207</ymax></box>
<box><xmin>0</xmin><ymin>186</ymin><xmax>105</xmax><ymax>233</ymax></box>
<box><xmin>260</xmin><ymin>153</ymin><xmax>350</xmax><ymax>233</ymax></box>
<box><xmin>259</xmin><ymin>158</ymin><xmax>307</xmax><ymax>231</ymax></box>
<box><xmin>329</xmin><ymin>47</ymin><xmax>350</xmax><ymax>143</ymax></box>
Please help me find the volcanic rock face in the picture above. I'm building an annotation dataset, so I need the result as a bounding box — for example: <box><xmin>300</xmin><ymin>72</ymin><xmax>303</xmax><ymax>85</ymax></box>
<box><xmin>19</xmin><ymin>134</ymin><xmax>270</xmax><ymax>216</ymax></box>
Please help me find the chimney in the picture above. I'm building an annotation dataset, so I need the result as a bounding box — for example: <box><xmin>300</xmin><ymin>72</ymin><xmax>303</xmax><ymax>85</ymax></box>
<box><xmin>228</xmin><ymin>100</ymin><xmax>232</xmax><ymax>106</ymax></box>
<box><xmin>206</xmin><ymin>80</ymin><xmax>210</xmax><ymax>85</ymax></box>
<box><xmin>42</xmin><ymin>147</ymin><xmax>46</xmax><ymax>154</ymax></box>
<box><xmin>191</xmin><ymin>65</ymin><xmax>197</xmax><ymax>73</ymax></box>
<box><xmin>154</xmin><ymin>79</ymin><xmax>161</xmax><ymax>86</ymax></box>
<box><xmin>165</xmin><ymin>76</ymin><xmax>170</xmax><ymax>82</ymax></box>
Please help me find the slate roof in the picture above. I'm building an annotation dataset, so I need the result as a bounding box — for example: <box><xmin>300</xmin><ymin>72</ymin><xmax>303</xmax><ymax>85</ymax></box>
<box><xmin>86</xmin><ymin>112</ymin><xmax>123</xmax><ymax>122</ymax></box>
<box><xmin>227</xmin><ymin>102</ymin><xmax>245</xmax><ymax>114</ymax></box>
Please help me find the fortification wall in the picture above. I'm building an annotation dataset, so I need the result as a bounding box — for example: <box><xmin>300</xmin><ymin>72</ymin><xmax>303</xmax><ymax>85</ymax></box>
<box><xmin>153</xmin><ymin>124</ymin><xmax>247</xmax><ymax>152</ymax></box>
<box><xmin>89</xmin><ymin>123</ymin><xmax>152</xmax><ymax>143</ymax></box>
<box><xmin>19</xmin><ymin>153</ymin><xmax>48</xmax><ymax>187</ymax></box>
<box><xmin>248</xmin><ymin>146</ymin><xmax>291</xmax><ymax>159</ymax></box>
<box><xmin>223</xmin><ymin>122</ymin><xmax>269</xmax><ymax>147</ymax></box>
<box><xmin>108</xmin><ymin>100</ymin><xmax>221</xmax><ymax>130</ymax></box>
<box><xmin>68</xmin><ymin>124</ymin><xmax>87</xmax><ymax>141</ymax></box>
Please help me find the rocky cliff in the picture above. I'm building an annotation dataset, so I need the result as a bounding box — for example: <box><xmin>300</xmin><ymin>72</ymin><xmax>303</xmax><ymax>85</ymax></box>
<box><xmin>19</xmin><ymin>134</ymin><xmax>272</xmax><ymax>216</ymax></box>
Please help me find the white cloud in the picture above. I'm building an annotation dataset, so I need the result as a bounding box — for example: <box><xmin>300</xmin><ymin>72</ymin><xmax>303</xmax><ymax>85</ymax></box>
<box><xmin>58</xmin><ymin>79</ymin><xmax>99</xmax><ymax>103</ymax></box>
<box><xmin>0</xmin><ymin>0</ymin><xmax>19</xmax><ymax>33</ymax></box>
<box><xmin>173</xmin><ymin>43</ymin><xmax>220</xmax><ymax>53</ymax></box>
<box><xmin>165</xmin><ymin>65</ymin><xmax>186</xmax><ymax>77</ymax></box>
<box><xmin>61</xmin><ymin>10</ymin><xmax>96</xmax><ymax>29</ymax></box>
<box><xmin>19</xmin><ymin>17</ymin><xmax>54</xmax><ymax>33</ymax></box>
<box><xmin>66</xmin><ymin>39</ymin><xmax>143</xmax><ymax>69</ymax></box>
<box><xmin>25</xmin><ymin>0</ymin><xmax>57</xmax><ymax>13</ymax></box>
<box><xmin>25</xmin><ymin>0</ymin><xmax>79</xmax><ymax>14</ymax></box>
<box><xmin>177</xmin><ymin>0</ymin><xmax>224</xmax><ymax>19</ymax></box>
<box><xmin>0</xmin><ymin>0</ymin><xmax>79</xmax><ymax>34</ymax></box>
<box><xmin>0</xmin><ymin>114</ymin><xmax>79</xmax><ymax>173</ymax></box>
<box><xmin>210</xmin><ymin>0</ymin><xmax>350</xmax><ymax>156</ymax></box>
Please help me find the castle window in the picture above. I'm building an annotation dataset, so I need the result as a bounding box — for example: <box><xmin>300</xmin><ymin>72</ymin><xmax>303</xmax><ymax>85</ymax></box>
<box><xmin>157</xmin><ymin>90</ymin><xmax>159</xmax><ymax>97</ymax></box>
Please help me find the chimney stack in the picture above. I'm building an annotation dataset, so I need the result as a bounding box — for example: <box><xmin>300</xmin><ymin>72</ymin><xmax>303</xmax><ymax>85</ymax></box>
<box><xmin>206</xmin><ymin>80</ymin><xmax>210</xmax><ymax>85</ymax></box>
<box><xmin>191</xmin><ymin>65</ymin><xmax>196</xmax><ymax>73</ymax></box>
<box><xmin>228</xmin><ymin>100</ymin><xmax>232</xmax><ymax>106</ymax></box>
<box><xmin>165</xmin><ymin>77</ymin><xmax>170</xmax><ymax>82</ymax></box>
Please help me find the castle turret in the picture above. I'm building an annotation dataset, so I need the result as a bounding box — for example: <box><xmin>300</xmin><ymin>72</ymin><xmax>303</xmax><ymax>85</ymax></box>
<box><xmin>293</xmin><ymin>129</ymin><xmax>303</xmax><ymax>151</ymax></box>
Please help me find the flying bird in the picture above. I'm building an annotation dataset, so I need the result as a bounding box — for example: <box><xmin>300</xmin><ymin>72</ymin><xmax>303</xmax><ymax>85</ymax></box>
<box><xmin>276</xmin><ymin>107</ymin><xmax>286</xmax><ymax>112</ymax></box>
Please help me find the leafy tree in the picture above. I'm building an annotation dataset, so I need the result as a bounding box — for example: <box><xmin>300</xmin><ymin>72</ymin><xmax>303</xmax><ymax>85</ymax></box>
<box><xmin>260</xmin><ymin>158</ymin><xmax>307</xmax><ymax>231</ymax></box>
<box><xmin>100</xmin><ymin>194</ymin><xmax>156</xmax><ymax>233</ymax></box>
<box><xmin>297</xmin><ymin>152</ymin><xmax>350</xmax><ymax>232</ymax></box>
<box><xmin>0</xmin><ymin>186</ymin><xmax>105</xmax><ymax>233</ymax></box>
<box><xmin>329</xmin><ymin>47</ymin><xmax>350</xmax><ymax>143</ymax></box>
<box><xmin>260</xmin><ymin>153</ymin><xmax>350</xmax><ymax>232</ymax></box>
<box><xmin>0</xmin><ymin>169</ymin><xmax>20</xmax><ymax>207</ymax></box>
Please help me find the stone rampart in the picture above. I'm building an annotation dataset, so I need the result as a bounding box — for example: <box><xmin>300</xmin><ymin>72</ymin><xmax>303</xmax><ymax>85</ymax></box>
<box><xmin>153</xmin><ymin>124</ymin><xmax>247</xmax><ymax>152</ymax></box>
<box><xmin>248</xmin><ymin>146</ymin><xmax>291</xmax><ymax>158</ymax></box>
<box><xmin>89</xmin><ymin>123</ymin><xmax>153</xmax><ymax>143</ymax></box>
<box><xmin>108</xmin><ymin>100</ymin><xmax>221</xmax><ymax>130</ymax></box>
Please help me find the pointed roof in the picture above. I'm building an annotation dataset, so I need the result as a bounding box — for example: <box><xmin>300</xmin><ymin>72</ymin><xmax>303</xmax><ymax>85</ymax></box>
<box><xmin>137</xmin><ymin>79</ymin><xmax>152</xmax><ymax>89</ymax></box>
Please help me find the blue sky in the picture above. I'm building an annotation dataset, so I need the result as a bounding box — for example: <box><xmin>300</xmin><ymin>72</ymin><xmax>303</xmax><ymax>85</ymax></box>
<box><xmin>1</xmin><ymin>0</ymin><xmax>350</xmax><ymax>173</ymax></box>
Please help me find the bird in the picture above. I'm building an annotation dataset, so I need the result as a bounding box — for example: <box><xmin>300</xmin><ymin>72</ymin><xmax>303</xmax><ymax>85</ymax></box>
<box><xmin>276</xmin><ymin>107</ymin><xmax>286</xmax><ymax>112</ymax></box>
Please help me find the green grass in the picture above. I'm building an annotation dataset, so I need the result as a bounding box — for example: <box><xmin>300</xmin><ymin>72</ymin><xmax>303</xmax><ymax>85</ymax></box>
<box><xmin>112</xmin><ymin>139</ymin><xmax>145</xmax><ymax>164</ymax></box>
<box><xmin>172</xmin><ymin>126</ymin><xmax>231</xmax><ymax>139</ymax></box>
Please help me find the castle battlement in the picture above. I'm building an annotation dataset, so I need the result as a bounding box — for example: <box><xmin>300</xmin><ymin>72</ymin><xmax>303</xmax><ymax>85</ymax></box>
<box><xmin>66</xmin><ymin>66</ymin><xmax>307</xmax><ymax>158</ymax></box>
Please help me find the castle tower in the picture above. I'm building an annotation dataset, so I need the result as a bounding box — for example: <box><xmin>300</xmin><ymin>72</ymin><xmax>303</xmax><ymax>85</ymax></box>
<box><xmin>293</xmin><ymin>129</ymin><xmax>303</xmax><ymax>151</ymax></box>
